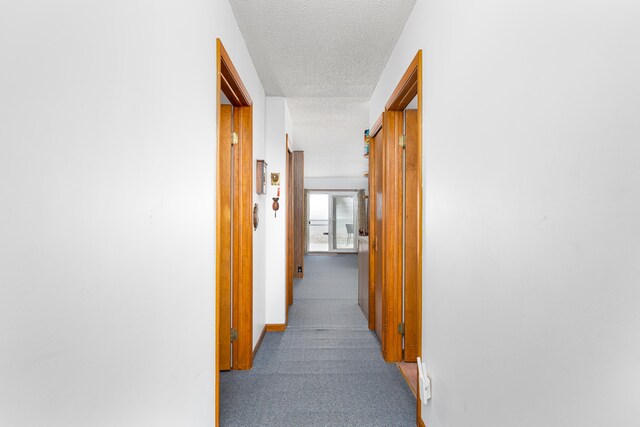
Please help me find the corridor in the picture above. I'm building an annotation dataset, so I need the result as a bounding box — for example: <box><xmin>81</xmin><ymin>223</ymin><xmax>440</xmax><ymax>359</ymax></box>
<box><xmin>220</xmin><ymin>255</ymin><xmax>415</xmax><ymax>426</ymax></box>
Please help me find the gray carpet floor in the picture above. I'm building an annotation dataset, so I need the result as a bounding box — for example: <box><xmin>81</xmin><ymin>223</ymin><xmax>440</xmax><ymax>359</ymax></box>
<box><xmin>220</xmin><ymin>254</ymin><xmax>416</xmax><ymax>426</ymax></box>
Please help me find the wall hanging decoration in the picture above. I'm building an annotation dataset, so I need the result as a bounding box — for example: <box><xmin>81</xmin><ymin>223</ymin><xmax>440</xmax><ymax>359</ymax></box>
<box><xmin>364</xmin><ymin>129</ymin><xmax>370</xmax><ymax>156</ymax></box>
<box><xmin>253</xmin><ymin>203</ymin><xmax>259</xmax><ymax>230</ymax></box>
<box><xmin>256</xmin><ymin>160</ymin><xmax>267</xmax><ymax>194</ymax></box>
<box><xmin>272</xmin><ymin>187</ymin><xmax>280</xmax><ymax>217</ymax></box>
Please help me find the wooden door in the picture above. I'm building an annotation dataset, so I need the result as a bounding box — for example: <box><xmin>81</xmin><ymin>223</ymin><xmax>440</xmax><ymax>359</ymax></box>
<box><xmin>217</xmin><ymin>104</ymin><xmax>253</xmax><ymax>371</ymax></box>
<box><xmin>404</xmin><ymin>109</ymin><xmax>420</xmax><ymax>362</ymax></box>
<box><xmin>217</xmin><ymin>104</ymin><xmax>232</xmax><ymax>371</ymax></box>
<box><xmin>373</xmin><ymin>127</ymin><xmax>384</xmax><ymax>341</ymax></box>
<box><xmin>216</xmin><ymin>37</ymin><xmax>256</xmax><ymax>425</ymax></box>
<box><xmin>381</xmin><ymin>111</ymin><xmax>404</xmax><ymax>362</ymax></box>
<box><xmin>367</xmin><ymin>129</ymin><xmax>377</xmax><ymax>331</ymax></box>
<box><xmin>286</xmin><ymin>139</ymin><xmax>293</xmax><ymax>310</ymax></box>
<box><xmin>232</xmin><ymin>106</ymin><xmax>253</xmax><ymax>370</ymax></box>
<box><xmin>292</xmin><ymin>151</ymin><xmax>305</xmax><ymax>277</ymax></box>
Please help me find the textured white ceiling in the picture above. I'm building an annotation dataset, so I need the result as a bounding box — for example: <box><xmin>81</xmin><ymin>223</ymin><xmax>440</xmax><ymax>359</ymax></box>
<box><xmin>229</xmin><ymin>0</ymin><xmax>417</xmax><ymax>177</ymax></box>
<box><xmin>286</xmin><ymin>97</ymin><xmax>369</xmax><ymax>177</ymax></box>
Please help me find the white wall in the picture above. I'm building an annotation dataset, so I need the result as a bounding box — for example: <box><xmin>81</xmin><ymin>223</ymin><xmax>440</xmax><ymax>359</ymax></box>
<box><xmin>371</xmin><ymin>0</ymin><xmax>640</xmax><ymax>426</ymax></box>
<box><xmin>264</xmin><ymin>97</ymin><xmax>289</xmax><ymax>325</ymax></box>
<box><xmin>285</xmin><ymin>100</ymin><xmax>294</xmax><ymax>150</ymax></box>
<box><xmin>0</xmin><ymin>0</ymin><xmax>266</xmax><ymax>425</ymax></box>
<box><xmin>305</xmin><ymin>177</ymin><xmax>368</xmax><ymax>191</ymax></box>
<box><xmin>215</xmin><ymin>0</ymin><xmax>269</xmax><ymax>356</ymax></box>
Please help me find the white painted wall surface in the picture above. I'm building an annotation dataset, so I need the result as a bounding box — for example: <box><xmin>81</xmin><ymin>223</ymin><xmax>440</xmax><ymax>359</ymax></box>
<box><xmin>215</xmin><ymin>0</ymin><xmax>269</xmax><ymax>355</ymax></box>
<box><xmin>264</xmin><ymin>97</ymin><xmax>288</xmax><ymax>324</ymax></box>
<box><xmin>217</xmin><ymin>0</ymin><xmax>268</xmax><ymax>374</ymax></box>
<box><xmin>370</xmin><ymin>1</ymin><xmax>640</xmax><ymax>426</ymax></box>
<box><xmin>285</xmin><ymin>100</ymin><xmax>294</xmax><ymax>150</ymax></box>
<box><xmin>305</xmin><ymin>177</ymin><xmax>368</xmax><ymax>191</ymax></box>
<box><xmin>0</xmin><ymin>0</ymin><xmax>266</xmax><ymax>425</ymax></box>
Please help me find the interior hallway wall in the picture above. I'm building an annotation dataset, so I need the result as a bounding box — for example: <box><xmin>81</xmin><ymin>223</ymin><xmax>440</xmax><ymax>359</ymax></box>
<box><xmin>370</xmin><ymin>0</ymin><xmax>640</xmax><ymax>426</ymax></box>
<box><xmin>305</xmin><ymin>177</ymin><xmax>368</xmax><ymax>191</ymax></box>
<box><xmin>264</xmin><ymin>97</ymin><xmax>292</xmax><ymax>325</ymax></box>
<box><xmin>216</xmin><ymin>0</ymin><xmax>268</xmax><ymax>357</ymax></box>
<box><xmin>0</xmin><ymin>0</ymin><xmax>266</xmax><ymax>425</ymax></box>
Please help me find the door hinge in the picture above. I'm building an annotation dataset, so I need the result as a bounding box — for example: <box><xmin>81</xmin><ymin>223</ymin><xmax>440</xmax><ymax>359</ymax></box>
<box><xmin>231</xmin><ymin>132</ymin><xmax>239</xmax><ymax>146</ymax></box>
<box><xmin>398</xmin><ymin>135</ymin><xmax>406</xmax><ymax>148</ymax></box>
<box><xmin>398</xmin><ymin>322</ymin><xmax>405</xmax><ymax>336</ymax></box>
<box><xmin>230</xmin><ymin>328</ymin><xmax>238</xmax><ymax>342</ymax></box>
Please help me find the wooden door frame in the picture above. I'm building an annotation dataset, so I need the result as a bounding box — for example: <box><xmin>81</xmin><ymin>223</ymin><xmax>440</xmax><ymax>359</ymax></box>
<box><xmin>387</xmin><ymin>50</ymin><xmax>423</xmax><ymax>424</ymax></box>
<box><xmin>215</xmin><ymin>38</ymin><xmax>254</xmax><ymax>427</ymax></box>
<box><xmin>381</xmin><ymin>110</ymin><xmax>404</xmax><ymax>362</ymax></box>
<box><xmin>403</xmin><ymin>108</ymin><xmax>420</xmax><ymax>363</ymax></box>
<box><xmin>292</xmin><ymin>151</ymin><xmax>305</xmax><ymax>278</ymax></box>
<box><xmin>368</xmin><ymin>116</ymin><xmax>382</xmax><ymax>331</ymax></box>
<box><xmin>368</xmin><ymin>121</ymin><xmax>381</xmax><ymax>332</ymax></box>
<box><xmin>368</xmin><ymin>50</ymin><xmax>423</xmax><ymax>367</ymax></box>
<box><xmin>286</xmin><ymin>135</ymin><xmax>293</xmax><ymax>320</ymax></box>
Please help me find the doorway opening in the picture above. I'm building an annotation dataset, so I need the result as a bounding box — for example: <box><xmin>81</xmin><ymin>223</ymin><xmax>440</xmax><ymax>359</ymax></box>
<box><xmin>368</xmin><ymin>50</ymin><xmax>422</xmax><ymax>361</ymax></box>
<box><xmin>215</xmin><ymin>38</ymin><xmax>254</xmax><ymax>427</ymax></box>
<box><xmin>367</xmin><ymin>49</ymin><xmax>423</xmax><ymax>425</ymax></box>
<box><xmin>369</xmin><ymin>50</ymin><xmax>423</xmax><ymax>425</ymax></box>
<box><xmin>305</xmin><ymin>190</ymin><xmax>359</xmax><ymax>253</ymax></box>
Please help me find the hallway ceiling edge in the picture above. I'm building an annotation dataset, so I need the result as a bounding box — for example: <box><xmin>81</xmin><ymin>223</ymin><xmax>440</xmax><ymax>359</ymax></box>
<box><xmin>285</xmin><ymin>97</ymin><xmax>368</xmax><ymax>178</ymax></box>
<box><xmin>228</xmin><ymin>0</ymin><xmax>417</xmax><ymax>177</ymax></box>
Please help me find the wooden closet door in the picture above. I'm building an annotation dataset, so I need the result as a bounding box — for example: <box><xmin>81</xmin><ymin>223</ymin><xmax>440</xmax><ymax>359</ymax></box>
<box><xmin>232</xmin><ymin>106</ymin><xmax>253</xmax><ymax>370</ymax></box>
<box><xmin>381</xmin><ymin>111</ymin><xmax>404</xmax><ymax>362</ymax></box>
<box><xmin>368</xmin><ymin>133</ymin><xmax>376</xmax><ymax>331</ymax></box>
<box><xmin>404</xmin><ymin>109</ymin><xmax>420</xmax><ymax>362</ymax></box>
<box><xmin>286</xmin><ymin>144</ymin><xmax>293</xmax><ymax>308</ymax></box>
<box><xmin>217</xmin><ymin>104</ymin><xmax>232</xmax><ymax>371</ymax></box>
<box><xmin>374</xmin><ymin>127</ymin><xmax>384</xmax><ymax>342</ymax></box>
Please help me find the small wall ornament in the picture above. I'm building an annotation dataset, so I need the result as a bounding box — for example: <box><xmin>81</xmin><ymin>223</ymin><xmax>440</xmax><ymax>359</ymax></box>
<box><xmin>270</xmin><ymin>172</ymin><xmax>281</xmax><ymax>186</ymax></box>
<box><xmin>253</xmin><ymin>203</ymin><xmax>259</xmax><ymax>230</ymax></box>
<box><xmin>272</xmin><ymin>187</ymin><xmax>280</xmax><ymax>217</ymax></box>
<box><xmin>256</xmin><ymin>160</ymin><xmax>267</xmax><ymax>195</ymax></box>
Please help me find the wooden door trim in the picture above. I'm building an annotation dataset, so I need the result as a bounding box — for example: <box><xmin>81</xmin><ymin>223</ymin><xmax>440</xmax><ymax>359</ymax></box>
<box><xmin>265</xmin><ymin>323</ymin><xmax>287</xmax><ymax>332</ymax></box>
<box><xmin>232</xmin><ymin>106</ymin><xmax>253</xmax><ymax>370</ymax></box>
<box><xmin>373</xmin><ymin>126</ymin><xmax>384</xmax><ymax>341</ymax></box>
<box><xmin>403</xmin><ymin>108</ymin><xmax>420</xmax><ymax>362</ymax></box>
<box><xmin>286</xmin><ymin>135</ymin><xmax>293</xmax><ymax>319</ymax></box>
<box><xmin>215</xmin><ymin>38</ymin><xmax>254</xmax><ymax>427</ymax></box>
<box><xmin>367</xmin><ymin>133</ymin><xmax>377</xmax><ymax>331</ymax></box>
<box><xmin>381</xmin><ymin>111</ymin><xmax>404</xmax><ymax>362</ymax></box>
<box><xmin>368</xmin><ymin>118</ymin><xmax>382</xmax><ymax>333</ymax></box>
<box><xmin>385</xmin><ymin>52</ymin><xmax>420</xmax><ymax>111</ymax></box>
<box><xmin>413</xmin><ymin>50</ymin><xmax>424</xmax><ymax>369</ymax></box>
<box><xmin>217</xmin><ymin>105</ymin><xmax>233</xmax><ymax>371</ymax></box>
<box><xmin>369</xmin><ymin>49</ymin><xmax>422</xmax><ymax>369</ymax></box>
<box><xmin>380</xmin><ymin>49</ymin><xmax>423</xmax><ymax>422</ymax></box>
<box><xmin>371</xmin><ymin>114</ymin><xmax>383</xmax><ymax>138</ymax></box>
<box><xmin>292</xmin><ymin>151</ymin><xmax>305</xmax><ymax>277</ymax></box>
<box><xmin>218</xmin><ymin>39</ymin><xmax>252</xmax><ymax>107</ymax></box>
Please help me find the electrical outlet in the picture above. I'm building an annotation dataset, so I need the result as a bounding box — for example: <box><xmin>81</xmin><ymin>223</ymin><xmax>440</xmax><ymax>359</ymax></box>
<box><xmin>417</xmin><ymin>357</ymin><xmax>431</xmax><ymax>401</ymax></box>
<box><xmin>423</xmin><ymin>369</ymin><xmax>431</xmax><ymax>400</ymax></box>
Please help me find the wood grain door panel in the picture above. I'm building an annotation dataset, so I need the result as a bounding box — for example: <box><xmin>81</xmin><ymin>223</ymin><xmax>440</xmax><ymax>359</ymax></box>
<box><xmin>293</xmin><ymin>151</ymin><xmax>305</xmax><ymax>277</ymax></box>
<box><xmin>404</xmin><ymin>109</ymin><xmax>420</xmax><ymax>362</ymax></box>
<box><xmin>232</xmin><ymin>106</ymin><xmax>253</xmax><ymax>370</ymax></box>
<box><xmin>367</xmin><ymin>131</ymin><xmax>377</xmax><ymax>331</ymax></box>
<box><xmin>381</xmin><ymin>111</ymin><xmax>404</xmax><ymax>362</ymax></box>
<box><xmin>374</xmin><ymin>128</ymin><xmax>384</xmax><ymax>341</ymax></box>
<box><xmin>217</xmin><ymin>104</ymin><xmax>232</xmax><ymax>371</ymax></box>
<box><xmin>286</xmin><ymin>143</ymin><xmax>294</xmax><ymax>310</ymax></box>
